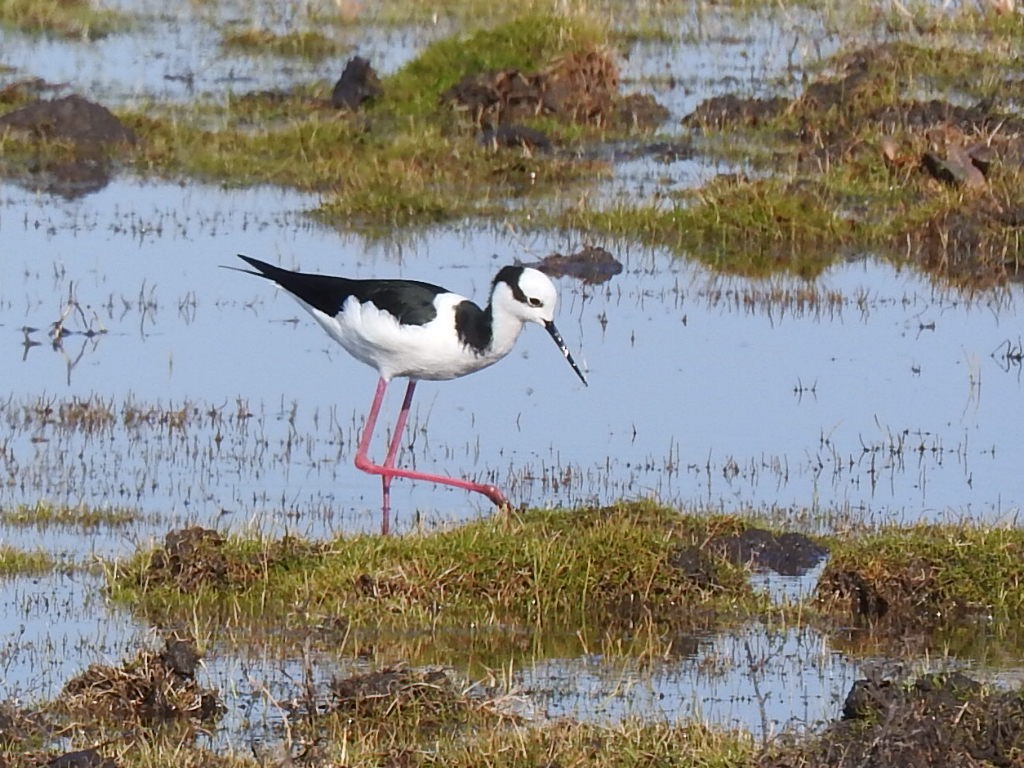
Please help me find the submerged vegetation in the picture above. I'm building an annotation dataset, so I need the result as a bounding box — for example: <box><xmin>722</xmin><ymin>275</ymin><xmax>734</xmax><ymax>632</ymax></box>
<box><xmin>0</xmin><ymin>544</ymin><xmax>53</xmax><ymax>576</ymax></box>
<box><xmin>0</xmin><ymin>501</ymin><xmax>141</xmax><ymax>529</ymax></box>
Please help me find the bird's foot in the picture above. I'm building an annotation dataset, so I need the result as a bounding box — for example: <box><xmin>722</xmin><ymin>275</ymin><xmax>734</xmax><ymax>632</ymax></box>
<box><xmin>480</xmin><ymin>484</ymin><xmax>509</xmax><ymax>509</ymax></box>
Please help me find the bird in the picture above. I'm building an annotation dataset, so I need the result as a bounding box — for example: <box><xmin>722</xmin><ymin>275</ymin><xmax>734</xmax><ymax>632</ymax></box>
<box><xmin>233</xmin><ymin>254</ymin><xmax>587</xmax><ymax>534</ymax></box>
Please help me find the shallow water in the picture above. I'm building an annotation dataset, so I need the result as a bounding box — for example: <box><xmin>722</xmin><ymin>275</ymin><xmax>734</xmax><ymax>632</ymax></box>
<box><xmin>2</xmin><ymin>175</ymin><xmax>1023</xmax><ymax>742</ymax></box>
<box><xmin>3</xmin><ymin>178</ymin><xmax>1022</xmax><ymax>541</ymax></box>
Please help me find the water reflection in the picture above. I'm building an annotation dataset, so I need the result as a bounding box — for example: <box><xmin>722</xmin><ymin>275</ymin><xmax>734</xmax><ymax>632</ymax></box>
<box><xmin>2</xmin><ymin>180</ymin><xmax>1024</xmax><ymax>540</ymax></box>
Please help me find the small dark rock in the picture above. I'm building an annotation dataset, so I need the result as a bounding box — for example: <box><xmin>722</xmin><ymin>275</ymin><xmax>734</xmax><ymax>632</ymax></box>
<box><xmin>161</xmin><ymin>637</ymin><xmax>201</xmax><ymax>679</ymax></box>
<box><xmin>331</xmin><ymin>56</ymin><xmax>382</xmax><ymax>111</ymax></box>
<box><xmin>535</xmin><ymin>246</ymin><xmax>623</xmax><ymax>285</ymax></box>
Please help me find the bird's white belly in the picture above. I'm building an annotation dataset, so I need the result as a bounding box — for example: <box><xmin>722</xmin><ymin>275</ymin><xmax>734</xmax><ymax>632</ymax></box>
<box><xmin>311</xmin><ymin>297</ymin><xmax>506</xmax><ymax>381</ymax></box>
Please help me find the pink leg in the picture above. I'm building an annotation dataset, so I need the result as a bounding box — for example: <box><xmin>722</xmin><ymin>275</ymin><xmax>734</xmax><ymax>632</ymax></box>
<box><xmin>354</xmin><ymin>377</ymin><xmax>509</xmax><ymax>535</ymax></box>
<box><xmin>379</xmin><ymin>380</ymin><xmax>417</xmax><ymax>529</ymax></box>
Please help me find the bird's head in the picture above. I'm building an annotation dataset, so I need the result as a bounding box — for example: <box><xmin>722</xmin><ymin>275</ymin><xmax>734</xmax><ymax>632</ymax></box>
<box><xmin>492</xmin><ymin>266</ymin><xmax>587</xmax><ymax>386</ymax></box>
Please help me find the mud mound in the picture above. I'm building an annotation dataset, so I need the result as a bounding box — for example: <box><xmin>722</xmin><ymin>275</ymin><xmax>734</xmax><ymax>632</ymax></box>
<box><xmin>145</xmin><ymin>526</ymin><xmax>232</xmax><ymax>591</ymax></box>
<box><xmin>817</xmin><ymin>556</ymin><xmax>956</xmax><ymax>627</ymax></box>
<box><xmin>0</xmin><ymin>94</ymin><xmax>136</xmax><ymax>146</ymax></box>
<box><xmin>712</xmin><ymin>529</ymin><xmax>828</xmax><ymax>576</ymax></box>
<box><xmin>142</xmin><ymin>526</ymin><xmax>325</xmax><ymax>592</ymax></box>
<box><xmin>762</xmin><ymin>672</ymin><xmax>1024</xmax><ymax>767</ymax></box>
<box><xmin>330</xmin><ymin>666</ymin><xmax>468</xmax><ymax>718</ymax></box>
<box><xmin>0</xmin><ymin>94</ymin><xmax>135</xmax><ymax>197</ymax></box>
<box><xmin>444</xmin><ymin>47</ymin><xmax>658</xmax><ymax>131</ymax></box>
<box><xmin>59</xmin><ymin>637</ymin><xmax>223</xmax><ymax>724</ymax></box>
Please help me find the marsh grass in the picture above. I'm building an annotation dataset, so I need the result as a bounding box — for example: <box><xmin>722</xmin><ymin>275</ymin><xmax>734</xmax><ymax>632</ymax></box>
<box><xmin>818</xmin><ymin>523</ymin><xmax>1024</xmax><ymax>626</ymax></box>
<box><xmin>0</xmin><ymin>544</ymin><xmax>54</xmax><ymax>576</ymax></box>
<box><xmin>0</xmin><ymin>0</ymin><xmax>128</xmax><ymax>39</ymax></box>
<box><xmin>296</xmin><ymin>711</ymin><xmax>756</xmax><ymax>767</ymax></box>
<box><xmin>116</xmin><ymin>13</ymin><xmax>614</xmax><ymax>227</ymax></box>
<box><xmin>109</xmin><ymin>502</ymin><xmax>761</xmax><ymax>644</ymax></box>
<box><xmin>220</xmin><ymin>28</ymin><xmax>348</xmax><ymax>60</ymax></box>
<box><xmin>562</xmin><ymin>35</ymin><xmax>1024</xmax><ymax>284</ymax></box>
<box><xmin>0</xmin><ymin>695</ymin><xmax>755</xmax><ymax>768</ymax></box>
<box><xmin>0</xmin><ymin>501</ymin><xmax>141</xmax><ymax>530</ymax></box>
<box><xmin>563</xmin><ymin>176</ymin><xmax>847</xmax><ymax>278</ymax></box>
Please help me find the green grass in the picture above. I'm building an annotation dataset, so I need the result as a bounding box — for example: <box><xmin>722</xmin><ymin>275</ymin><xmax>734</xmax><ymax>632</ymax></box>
<box><xmin>117</xmin><ymin>13</ymin><xmax>617</xmax><ymax>228</ymax></box>
<box><xmin>220</xmin><ymin>28</ymin><xmax>349</xmax><ymax>60</ymax></box>
<box><xmin>819</xmin><ymin>523</ymin><xmax>1024</xmax><ymax>625</ymax></box>
<box><xmin>560</xmin><ymin>175</ymin><xmax>848</xmax><ymax>278</ymax></box>
<box><xmin>109</xmin><ymin>502</ymin><xmax>761</xmax><ymax>641</ymax></box>
<box><xmin>0</xmin><ymin>502</ymin><xmax>141</xmax><ymax>530</ymax></box>
<box><xmin>0</xmin><ymin>0</ymin><xmax>129</xmax><ymax>39</ymax></box>
<box><xmin>380</xmin><ymin>13</ymin><xmax>608</xmax><ymax>120</ymax></box>
<box><xmin>0</xmin><ymin>544</ymin><xmax>54</xmax><ymax>576</ymax></box>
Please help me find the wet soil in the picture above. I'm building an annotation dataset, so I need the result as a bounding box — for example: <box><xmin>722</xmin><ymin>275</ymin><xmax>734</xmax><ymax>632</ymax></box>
<box><xmin>0</xmin><ymin>94</ymin><xmax>135</xmax><ymax>146</ymax></box>
<box><xmin>142</xmin><ymin>526</ymin><xmax>326</xmax><ymax>593</ymax></box>
<box><xmin>59</xmin><ymin>637</ymin><xmax>223</xmax><ymax>724</ymax></box>
<box><xmin>0</xmin><ymin>93</ymin><xmax>135</xmax><ymax>197</ymax></box>
<box><xmin>763</xmin><ymin>672</ymin><xmax>1024</xmax><ymax>768</ymax></box>
<box><xmin>711</xmin><ymin>529</ymin><xmax>829</xmax><ymax>577</ymax></box>
<box><xmin>684</xmin><ymin>42</ymin><xmax>1024</xmax><ymax>287</ymax></box>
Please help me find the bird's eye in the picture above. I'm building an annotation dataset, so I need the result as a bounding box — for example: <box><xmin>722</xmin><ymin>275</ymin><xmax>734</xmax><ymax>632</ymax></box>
<box><xmin>528</xmin><ymin>297</ymin><xmax>543</xmax><ymax>307</ymax></box>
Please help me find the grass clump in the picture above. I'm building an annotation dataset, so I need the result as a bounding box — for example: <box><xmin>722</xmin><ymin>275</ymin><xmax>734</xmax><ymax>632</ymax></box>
<box><xmin>0</xmin><ymin>544</ymin><xmax>54</xmax><ymax>576</ymax></box>
<box><xmin>0</xmin><ymin>501</ymin><xmax>141</xmax><ymax>530</ymax></box>
<box><xmin>0</xmin><ymin>0</ymin><xmax>128</xmax><ymax>39</ymax></box>
<box><xmin>564</xmin><ymin>39</ymin><xmax>1024</xmax><ymax>286</ymax></box>
<box><xmin>817</xmin><ymin>523</ymin><xmax>1024</xmax><ymax>626</ymax></box>
<box><xmin>381</xmin><ymin>12</ymin><xmax>608</xmax><ymax>120</ymax></box>
<box><xmin>109</xmin><ymin>502</ymin><xmax>760</xmax><ymax>640</ymax></box>
<box><xmin>562</xmin><ymin>176</ymin><xmax>847</xmax><ymax>279</ymax></box>
<box><xmin>220</xmin><ymin>28</ymin><xmax>348</xmax><ymax>60</ymax></box>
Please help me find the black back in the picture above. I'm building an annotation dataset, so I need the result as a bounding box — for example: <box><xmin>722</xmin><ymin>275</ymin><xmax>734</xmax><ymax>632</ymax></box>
<box><xmin>237</xmin><ymin>255</ymin><xmax>445</xmax><ymax>326</ymax></box>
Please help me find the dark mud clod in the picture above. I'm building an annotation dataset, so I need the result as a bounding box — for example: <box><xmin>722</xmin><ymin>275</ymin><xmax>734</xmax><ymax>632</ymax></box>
<box><xmin>0</xmin><ymin>93</ymin><xmax>136</xmax><ymax>197</ymax></box>
<box><xmin>331</xmin><ymin>56</ymin><xmax>382</xmax><ymax>111</ymax></box>
<box><xmin>710</xmin><ymin>529</ymin><xmax>829</xmax><ymax>576</ymax></box>
<box><xmin>535</xmin><ymin>245</ymin><xmax>624</xmax><ymax>285</ymax></box>
<box><xmin>765</xmin><ymin>672</ymin><xmax>1024</xmax><ymax>768</ymax></box>
<box><xmin>59</xmin><ymin>637</ymin><xmax>223</xmax><ymax>724</ymax></box>
<box><xmin>0</xmin><ymin>94</ymin><xmax>136</xmax><ymax>146</ymax></box>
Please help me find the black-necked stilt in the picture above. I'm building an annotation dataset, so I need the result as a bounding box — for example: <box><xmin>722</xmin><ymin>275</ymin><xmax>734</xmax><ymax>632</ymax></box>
<box><xmin>234</xmin><ymin>255</ymin><xmax>587</xmax><ymax>534</ymax></box>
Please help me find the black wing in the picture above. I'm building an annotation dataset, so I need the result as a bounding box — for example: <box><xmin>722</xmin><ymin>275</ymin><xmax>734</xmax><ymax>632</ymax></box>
<box><xmin>237</xmin><ymin>255</ymin><xmax>447</xmax><ymax>326</ymax></box>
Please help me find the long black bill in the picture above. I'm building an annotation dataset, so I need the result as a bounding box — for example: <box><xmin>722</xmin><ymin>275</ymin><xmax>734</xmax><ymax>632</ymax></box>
<box><xmin>545</xmin><ymin>321</ymin><xmax>588</xmax><ymax>386</ymax></box>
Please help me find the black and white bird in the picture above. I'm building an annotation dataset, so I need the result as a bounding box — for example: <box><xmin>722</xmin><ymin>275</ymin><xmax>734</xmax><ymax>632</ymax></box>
<box><xmin>234</xmin><ymin>255</ymin><xmax>587</xmax><ymax>534</ymax></box>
